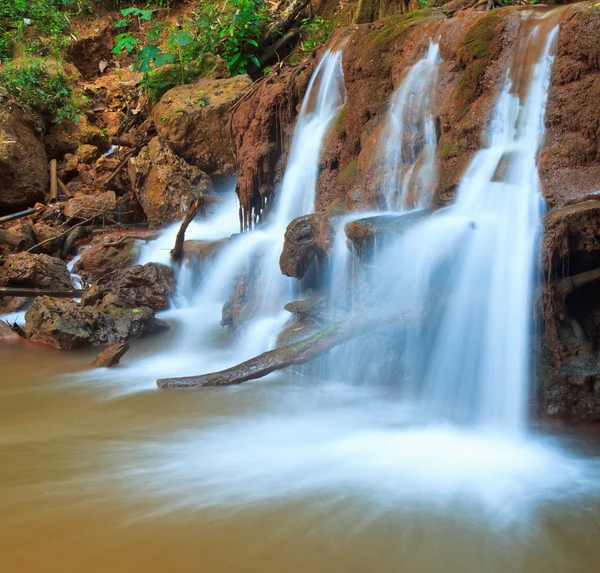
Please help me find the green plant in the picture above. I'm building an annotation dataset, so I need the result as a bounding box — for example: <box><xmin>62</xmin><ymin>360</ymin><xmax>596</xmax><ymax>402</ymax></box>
<box><xmin>112</xmin><ymin>32</ymin><xmax>138</xmax><ymax>53</ymax></box>
<box><xmin>299</xmin><ymin>16</ymin><xmax>333</xmax><ymax>51</ymax></box>
<box><xmin>0</xmin><ymin>58</ymin><xmax>82</xmax><ymax>123</ymax></box>
<box><xmin>189</xmin><ymin>0</ymin><xmax>268</xmax><ymax>75</ymax></box>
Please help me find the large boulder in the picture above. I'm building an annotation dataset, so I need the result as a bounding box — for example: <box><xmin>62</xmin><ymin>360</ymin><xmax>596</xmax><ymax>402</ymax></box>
<box><xmin>128</xmin><ymin>137</ymin><xmax>212</xmax><ymax>228</ymax></box>
<box><xmin>152</xmin><ymin>74</ymin><xmax>253</xmax><ymax>178</ymax></box>
<box><xmin>0</xmin><ymin>252</ymin><xmax>73</xmax><ymax>290</ymax></box>
<box><xmin>81</xmin><ymin>262</ymin><xmax>176</xmax><ymax>311</ymax></box>
<box><xmin>24</xmin><ymin>297</ymin><xmax>168</xmax><ymax>350</ymax></box>
<box><xmin>0</xmin><ymin>89</ymin><xmax>48</xmax><ymax>212</ymax></box>
<box><xmin>73</xmin><ymin>231</ymin><xmax>140</xmax><ymax>282</ymax></box>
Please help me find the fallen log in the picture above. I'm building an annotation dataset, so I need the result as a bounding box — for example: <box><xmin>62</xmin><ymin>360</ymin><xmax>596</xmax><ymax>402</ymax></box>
<box><xmin>56</xmin><ymin>177</ymin><xmax>72</xmax><ymax>199</ymax></box>
<box><xmin>0</xmin><ymin>287</ymin><xmax>85</xmax><ymax>298</ymax></box>
<box><xmin>157</xmin><ymin>308</ymin><xmax>413</xmax><ymax>389</ymax></box>
<box><xmin>261</xmin><ymin>0</ymin><xmax>311</xmax><ymax>48</ymax></box>
<box><xmin>171</xmin><ymin>198</ymin><xmax>200</xmax><ymax>263</ymax></box>
<box><xmin>92</xmin><ymin>342</ymin><xmax>130</xmax><ymax>368</ymax></box>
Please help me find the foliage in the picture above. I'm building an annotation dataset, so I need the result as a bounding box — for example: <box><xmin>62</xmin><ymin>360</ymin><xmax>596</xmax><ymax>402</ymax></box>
<box><xmin>187</xmin><ymin>0</ymin><xmax>268</xmax><ymax>75</ymax></box>
<box><xmin>0</xmin><ymin>0</ymin><xmax>71</xmax><ymax>61</ymax></box>
<box><xmin>299</xmin><ymin>17</ymin><xmax>333</xmax><ymax>51</ymax></box>
<box><xmin>0</xmin><ymin>58</ymin><xmax>83</xmax><ymax>123</ymax></box>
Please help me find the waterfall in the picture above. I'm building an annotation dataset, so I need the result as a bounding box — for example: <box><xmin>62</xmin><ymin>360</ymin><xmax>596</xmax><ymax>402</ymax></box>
<box><xmin>381</xmin><ymin>41</ymin><xmax>441</xmax><ymax>211</ymax></box>
<box><xmin>329</xmin><ymin>18</ymin><xmax>559</xmax><ymax>435</ymax></box>
<box><xmin>132</xmin><ymin>49</ymin><xmax>346</xmax><ymax>375</ymax></box>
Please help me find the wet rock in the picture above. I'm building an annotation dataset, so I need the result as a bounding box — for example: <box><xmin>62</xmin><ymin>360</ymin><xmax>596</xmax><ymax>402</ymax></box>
<box><xmin>280</xmin><ymin>211</ymin><xmax>339</xmax><ymax>279</ymax></box>
<box><xmin>76</xmin><ymin>144</ymin><xmax>100</xmax><ymax>165</ymax></box>
<box><xmin>24</xmin><ymin>297</ymin><xmax>168</xmax><ymax>350</ymax></box>
<box><xmin>128</xmin><ymin>137</ymin><xmax>212</xmax><ymax>228</ymax></box>
<box><xmin>81</xmin><ymin>262</ymin><xmax>176</xmax><ymax>311</ymax></box>
<box><xmin>539</xmin><ymin>4</ymin><xmax>600</xmax><ymax>209</ymax></box>
<box><xmin>64</xmin><ymin>191</ymin><xmax>116</xmax><ymax>221</ymax></box>
<box><xmin>91</xmin><ymin>342</ymin><xmax>130</xmax><ymax>368</ymax></box>
<box><xmin>0</xmin><ymin>319</ymin><xmax>21</xmax><ymax>343</ymax></box>
<box><xmin>0</xmin><ymin>252</ymin><xmax>73</xmax><ymax>290</ymax></box>
<box><xmin>73</xmin><ymin>232</ymin><xmax>139</xmax><ymax>282</ymax></box>
<box><xmin>0</xmin><ymin>89</ymin><xmax>48</xmax><ymax>212</ymax></box>
<box><xmin>539</xmin><ymin>201</ymin><xmax>600</xmax><ymax>420</ymax></box>
<box><xmin>153</xmin><ymin>74</ymin><xmax>252</xmax><ymax>178</ymax></box>
<box><xmin>344</xmin><ymin>209</ymin><xmax>433</xmax><ymax>255</ymax></box>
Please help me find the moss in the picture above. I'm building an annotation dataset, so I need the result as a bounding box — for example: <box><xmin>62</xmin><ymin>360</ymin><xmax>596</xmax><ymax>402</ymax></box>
<box><xmin>458</xmin><ymin>9</ymin><xmax>504</xmax><ymax>65</ymax></box>
<box><xmin>335</xmin><ymin>104</ymin><xmax>347</xmax><ymax>135</ymax></box>
<box><xmin>364</xmin><ymin>9</ymin><xmax>437</xmax><ymax>48</ymax></box>
<box><xmin>441</xmin><ymin>141</ymin><xmax>459</xmax><ymax>160</ymax></box>
<box><xmin>340</xmin><ymin>160</ymin><xmax>359</xmax><ymax>188</ymax></box>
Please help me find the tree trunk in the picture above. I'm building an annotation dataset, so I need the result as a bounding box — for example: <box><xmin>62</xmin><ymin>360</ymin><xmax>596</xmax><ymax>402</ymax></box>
<box><xmin>157</xmin><ymin>308</ymin><xmax>414</xmax><ymax>389</ymax></box>
<box><xmin>171</xmin><ymin>198</ymin><xmax>200</xmax><ymax>263</ymax></box>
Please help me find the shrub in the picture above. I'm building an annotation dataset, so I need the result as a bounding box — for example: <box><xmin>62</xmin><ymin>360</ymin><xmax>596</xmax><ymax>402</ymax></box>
<box><xmin>0</xmin><ymin>59</ymin><xmax>82</xmax><ymax>123</ymax></box>
<box><xmin>299</xmin><ymin>17</ymin><xmax>333</xmax><ymax>51</ymax></box>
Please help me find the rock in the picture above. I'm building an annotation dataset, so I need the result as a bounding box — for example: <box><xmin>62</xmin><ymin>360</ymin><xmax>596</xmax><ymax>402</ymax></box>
<box><xmin>540</xmin><ymin>4</ymin><xmax>600</xmax><ymax>209</ymax></box>
<box><xmin>32</xmin><ymin>222</ymin><xmax>63</xmax><ymax>254</ymax></box>
<box><xmin>0</xmin><ymin>319</ymin><xmax>21</xmax><ymax>343</ymax></box>
<box><xmin>73</xmin><ymin>232</ymin><xmax>139</xmax><ymax>282</ymax></box>
<box><xmin>91</xmin><ymin>342</ymin><xmax>130</xmax><ymax>368</ymax></box>
<box><xmin>152</xmin><ymin>74</ymin><xmax>253</xmax><ymax>178</ymax></box>
<box><xmin>76</xmin><ymin>144</ymin><xmax>100</xmax><ymax>165</ymax></box>
<box><xmin>344</xmin><ymin>209</ymin><xmax>433</xmax><ymax>255</ymax></box>
<box><xmin>81</xmin><ymin>262</ymin><xmax>176</xmax><ymax>311</ymax></box>
<box><xmin>280</xmin><ymin>211</ymin><xmax>339</xmax><ymax>280</ymax></box>
<box><xmin>128</xmin><ymin>137</ymin><xmax>212</xmax><ymax>228</ymax></box>
<box><xmin>232</xmin><ymin>65</ymin><xmax>313</xmax><ymax>225</ymax></box>
<box><xmin>62</xmin><ymin>153</ymin><xmax>79</xmax><ymax>178</ymax></box>
<box><xmin>45</xmin><ymin>113</ymin><xmax>109</xmax><ymax>159</ymax></box>
<box><xmin>64</xmin><ymin>191</ymin><xmax>116</xmax><ymax>220</ymax></box>
<box><xmin>0</xmin><ymin>252</ymin><xmax>73</xmax><ymax>290</ymax></box>
<box><xmin>24</xmin><ymin>297</ymin><xmax>168</xmax><ymax>349</ymax></box>
<box><xmin>6</xmin><ymin>219</ymin><xmax>36</xmax><ymax>251</ymax></box>
<box><xmin>0</xmin><ymin>89</ymin><xmax>48</xmax><ymax>212</ymax></box>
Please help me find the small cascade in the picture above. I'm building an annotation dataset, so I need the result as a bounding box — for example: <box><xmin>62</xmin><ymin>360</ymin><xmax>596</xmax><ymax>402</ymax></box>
<box><xmin>381</xmin><ymin>41</ymin><xmax>441</xmax><ymax>211</ymax></box>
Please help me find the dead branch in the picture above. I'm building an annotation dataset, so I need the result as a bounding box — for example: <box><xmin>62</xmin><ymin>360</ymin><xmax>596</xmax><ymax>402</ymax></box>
<box><xmin>171</xmin><ymin>198</ymin><xmax>200</xmax><ymax>263</ymax></box>
<box><xmin>0</xmin><ymin>287</ymin><xmax>85</xmax><ymax>298</ymax></box>
<box><xmin>157</xmin><ymin>308</ymin><xmax>414</xmax><ymax>388</ymax></box>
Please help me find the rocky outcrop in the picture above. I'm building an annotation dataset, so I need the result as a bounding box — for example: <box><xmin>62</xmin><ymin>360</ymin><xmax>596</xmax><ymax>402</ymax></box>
<box><xmin>0</xmin><ymin>320</ymin><xmax>21</xmax><ymax>343</ymax></box>
<box><xmin>0</xmin><ymin>90</ymin><xmax>48</xmax><ymax>212</ymax></box>
<box><xmin>128</xmin><ymin>137</ymin><xmax>212</xmax><ymax>228</ymax></box>
<box><xmin>81</xmin><ymin>262</ymin><xmax>176</xmax><ymax>311</ymax></box>
<box><xmin>231</xmin><ymin>63</ymin><xmax>314</xmax><ymax>226</ymax></box>
<box><xmin>152</xmin><ymin>74</ymin><xmax>253</xmax><ymax>178</ymax></box>
<box><xmin>280</xmin><ymin>211</ymin><xmax>340</xmax><ymax>279</ymax></box>
<box><xmin>539</xmin><ymin>200</ymin><xmax>600</xmax><ymax>420</ymax></box>
<box><xmin>540</xmin><ymin>3</ymin><xmax>600</xmax><ymax>209</ymax></box>
<box><xmin>24</xmin><ymin>297</ymin><xmax>168</xmax><ymax>350</ymax></box>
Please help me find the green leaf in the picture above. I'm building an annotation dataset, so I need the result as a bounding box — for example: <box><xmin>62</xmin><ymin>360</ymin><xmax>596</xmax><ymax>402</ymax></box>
<box><xmin>246</xmin><ymin>38</ymin><xmax>258</xmax><ymax>47</ymax></box>
<box><xmin>250</xmin><ymin>55</ymin><xmax>260</xmax><ymax>67</ymax></box>
<box><xmin>138</xmin><ymin>9</ymin><xmax>155</xmax><ymax>22</ymax></box>
<box><xmin>228</xmin><ymin>52</ymin><xmax>241</xmax><ymax>66</ymax></box>
<box><xmin>121</xmin><ymin>8</ymin><xmax>137</xmax><ymax>16</ymax></box>
<box><xmin>154</xmin><ymin>52</ymin><xmax>175</xmax><ymax>67</ymax></box>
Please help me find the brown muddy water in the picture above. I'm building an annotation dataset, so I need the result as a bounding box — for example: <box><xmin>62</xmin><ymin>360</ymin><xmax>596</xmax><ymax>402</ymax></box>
<box><xmin>1</xmin><ymin>335</ymin><xmax>600</xmax><ymax>573</ymax></box>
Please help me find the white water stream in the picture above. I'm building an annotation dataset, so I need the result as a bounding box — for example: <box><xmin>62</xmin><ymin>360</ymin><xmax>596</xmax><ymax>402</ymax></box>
<box><xmin>381</xmin><ymin>41</ymin><xmax>440</xmax><ymax>210</ymax></box>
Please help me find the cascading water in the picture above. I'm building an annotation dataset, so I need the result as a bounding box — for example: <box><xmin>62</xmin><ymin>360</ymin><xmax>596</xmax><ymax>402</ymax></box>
<box><xmin>381</xmin><ymin>41</ymin><xmax>441</xmax><ymax>211</ymax></box>
<box><xmin>336</xmin><ymin>15</ymin><xmax>560</xmax><ymax>435</ymax></box>
<box><xmin>111</xmin><ymin>49</ymin><xmax>346</xmax><ymax>380</ymax></box>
